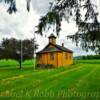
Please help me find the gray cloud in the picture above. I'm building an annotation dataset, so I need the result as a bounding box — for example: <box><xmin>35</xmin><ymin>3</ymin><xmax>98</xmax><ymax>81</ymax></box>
<box><xmin>0</xmin><ymin>0</ymin><xmax>39</xmax><ymax>40</ymax></box>
<box><xmin>0</xmin><ymin>0</ymin><xmax>98</xmax><ymax>56</ymax></box>
<box><xmin>31</xmin><ymin>0</ymin><xmax>50</xmax><ymax>15</ymax></box>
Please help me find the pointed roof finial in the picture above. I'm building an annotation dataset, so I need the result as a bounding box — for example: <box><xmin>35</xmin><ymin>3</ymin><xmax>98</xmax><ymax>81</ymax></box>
<box><xmin>48</xmin><ymin>33</ymin><xmax>56</xmax><ymax>38</ymax></box>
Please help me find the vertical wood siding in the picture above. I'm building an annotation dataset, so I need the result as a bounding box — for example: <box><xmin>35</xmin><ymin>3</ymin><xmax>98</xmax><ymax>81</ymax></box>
<box><xmin>37</xmin><ymin>51</ymin><xmax>73</xmax><ymax>67</ymax></box>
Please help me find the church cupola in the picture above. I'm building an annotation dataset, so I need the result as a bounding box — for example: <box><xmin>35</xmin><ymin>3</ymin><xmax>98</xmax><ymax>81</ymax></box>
<box><xmin>48</xmin><ymin>34</ymin><xmax>56</xmax><ymax>44</ymax></box>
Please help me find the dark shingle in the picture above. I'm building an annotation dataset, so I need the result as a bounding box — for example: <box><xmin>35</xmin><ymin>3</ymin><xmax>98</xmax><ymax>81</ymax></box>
<box><xmin>37</xmin><ymin>43</ymin><xmax>73</xmax><ymax>54</ymax></box>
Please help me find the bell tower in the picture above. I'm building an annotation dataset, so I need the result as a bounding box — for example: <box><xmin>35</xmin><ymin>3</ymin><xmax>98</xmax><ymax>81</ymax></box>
<box><xmin>48</xmin><ymin>34</ymin><xmax>56</xmax><ymax>44</ymax></box>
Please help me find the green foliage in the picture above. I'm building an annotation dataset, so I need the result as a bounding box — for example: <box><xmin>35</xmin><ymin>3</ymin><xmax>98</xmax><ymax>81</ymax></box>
<box><xmin>0</xmin><ymin>0</ymin><xmax>30</xmax><ymax>14</ymax></box>
<box><xmin>68</xmin><ymin>29</ymin><xmax>100</xmax><ymax>54</ymax></box>
<box><xmin>36</xmin><ymin>0</ymin><xmax>99</xmax><ymax>34</ymax></box>
<box><xmin>0</xmin><ymin>60</ymin><xmax>100</xmax><ymax>99</ymax></box>
<box><xmin>35</xmin><ymin>11</ymin><xmax>61</xmax><ymax>35</ymax></box>
<box><xmin>74</xmin><ymin>55</ymin><xmax>100</xmax><ymax>60</ymax></box>
<box><xmin>1</xmin><ymin>0</ymin><xmax>100</xmax><ymax>53</ymax></box>
<box><xmin>0</xmin><ymin>0</ymin><xmax>17</xmax><ymax>14</ymax></box>
<box><xmin>36</xmin><ymin>0</ymin><xmax>100</xmax><ymax>54</ymax></box>
<box><xmin>82</xmin><ymin>55</ymin><xmax>100</xmax><ymax>60</ymax></box>
<box><xmin>45</xmin><ymin>64</ymin><xmax>54</xmax><ymax>69</ymax></box>
<box><xmin>37</xmin><ymin>64</ymin><xmax>54</xmax><ymax>69</ymax></box>
<box><xmin>0</xmin><ymin>38</ymin><xmax>38</xmax><ymax>69</ymax></box>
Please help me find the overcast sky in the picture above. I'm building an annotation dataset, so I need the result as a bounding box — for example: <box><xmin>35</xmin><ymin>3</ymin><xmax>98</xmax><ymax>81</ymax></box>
<box><xmin>0</xmin><ymin>0</ymin><xmax>100</xmax><ymax>56</ymax></box>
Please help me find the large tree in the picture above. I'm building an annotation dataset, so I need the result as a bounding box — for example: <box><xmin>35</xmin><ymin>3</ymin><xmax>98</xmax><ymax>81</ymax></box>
<box><xmin>35</xmin><ymin>0</ymin><xmax>100</xmax><ymax>54</ymax></box>
<box><xmin>0</xmin><ymin>0</ymin><xmax>100</xmax><ymax>53</ymax></box>
<box><xmin>0</xmin><ymin>38</ymin><xmax>38</xmax><ymax>69</ymax></box>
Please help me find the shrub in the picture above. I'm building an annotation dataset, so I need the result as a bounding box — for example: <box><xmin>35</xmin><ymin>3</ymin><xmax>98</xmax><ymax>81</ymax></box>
<box><xmin>45</xmin><ymin>64</ymin><xmax>54</xmax><ymax>69</ymax></box>
<box><xmin>36</xmin><ymin>64</ymin><xmax>54</xmax><ymax>69</ymax></box>
<box><xmin>82</xmin><ymin>55</ymin><xmax>100</xmax><ymax>60</ymax></box>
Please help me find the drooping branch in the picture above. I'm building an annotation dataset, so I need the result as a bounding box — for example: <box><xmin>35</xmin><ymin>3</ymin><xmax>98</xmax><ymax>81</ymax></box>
<box><xmin>0</xmin><ymin>0</ymin><xmax>31</xmax><ymax>14</ymax></box>
<box><xmin>36</xmin><ymin>0</ymin><xmax>99</xmax><ymax>34</ymax></box>
<box><xmin>27</xmin><ymin>0</ymin><xmax>31</xmax><ymax>12</ymax></box>
<box><xmin>67</xmin><ymin>22</ymin><xmax>100</xmax><ymax>54</ymax></box>
<box><xmin>35</xmin><ymin>11</ymin><xmax>62</xmax><ymax>35</ymax></box>
<box><xmin>36</xmin><ymin>0</ymin><xmax>100</xmax><ymax>54</ymax></box>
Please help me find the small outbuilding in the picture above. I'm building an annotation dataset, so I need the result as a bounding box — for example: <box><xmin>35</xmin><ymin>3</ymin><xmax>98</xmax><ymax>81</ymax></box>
<box><xmin>36</xmin><ymin>34</ymin><xmax>73</xmax><ymax>67</ymax></box>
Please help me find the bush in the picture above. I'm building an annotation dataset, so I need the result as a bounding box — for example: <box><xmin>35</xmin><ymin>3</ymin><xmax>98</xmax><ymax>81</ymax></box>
<box><xmin>45</xmin><ymin>64</ymin><xmax>54</xmax><ymax>69</ymax></box>
<box><xmin>36</xmin><ymin>64</ymin><xmax>54</xmax><ymax>69</ymax></box>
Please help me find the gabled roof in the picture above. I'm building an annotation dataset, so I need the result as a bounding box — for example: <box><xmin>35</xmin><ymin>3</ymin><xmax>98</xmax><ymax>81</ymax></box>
<box><xmin>37</xmin><ymin>43</ymin><xmax>73</xmax><ymax>54</ymax></box>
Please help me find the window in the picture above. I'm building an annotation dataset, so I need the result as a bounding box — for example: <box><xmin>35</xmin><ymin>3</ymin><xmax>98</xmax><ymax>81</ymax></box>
<box><xmin>50</xmin><ymin>53</ymin><xmax>54</xmax><ymax>60</ymax></box>
<box><xmin>65</xmin><ymin>53</ymin><xmax>68</xmax><ymax>59</ymax></box>
<box><xmin>69</xmin><ymin>55</ymin><xmax>72</xmax><ymax>59</ymax></box>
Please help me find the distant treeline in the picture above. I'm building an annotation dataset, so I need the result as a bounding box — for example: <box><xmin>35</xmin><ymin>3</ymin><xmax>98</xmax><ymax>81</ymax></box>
<box><xmin>74</xmin><ymin>55</ymin><xmax>100</xmax><ymax>60</ymax></box>
<box><xmin>82</xmin><ymin>55</ymin><xmax>100</xmax><ymax>60</ymax></box>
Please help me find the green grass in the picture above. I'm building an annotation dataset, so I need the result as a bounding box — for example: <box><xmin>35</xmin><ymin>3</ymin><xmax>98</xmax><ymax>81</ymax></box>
<box><xmin>0</xmin><ymin>59</ymin><xmax>35</xmax><ymax>68</ymax></box>
<box><xmin>0</xmin><ymin>60</ymin><xmax>100</xmax><ymax>100</ymax></box>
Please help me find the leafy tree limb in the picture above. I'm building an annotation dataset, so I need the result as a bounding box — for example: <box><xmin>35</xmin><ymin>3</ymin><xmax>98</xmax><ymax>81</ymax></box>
<box><xmin>36</xmin><ymin>0</ymin><xmax>100</xmax><ymax>54</ymax></box>
<box><xmin>0</xmin><ymin>38</ymin><xmax>38</xmax><ymax>69</ymax></box>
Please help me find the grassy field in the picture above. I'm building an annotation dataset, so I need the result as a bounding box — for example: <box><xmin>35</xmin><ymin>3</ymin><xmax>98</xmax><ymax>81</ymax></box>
<box><xmin>0</xmin><ymin>59</ymin><xmax>35</xmax><ymax>68</ymax></box>
<box><xmin>0</xmin><ymin>60</ymin><xmax>100</xmax><ymax>100</ymax></box>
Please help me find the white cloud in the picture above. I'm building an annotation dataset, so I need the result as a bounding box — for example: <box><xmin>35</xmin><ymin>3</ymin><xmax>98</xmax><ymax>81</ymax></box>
<box><xmin>0</xmin><ymin>0</ymin><xmax>99</xmax><ymax>56</ymax></box>
<box><xmin>31</xmin><ymin>0</ymin><xmax>50</xmax><ymax>15</ymax></box>
<box><xmin>0</xmin><ymin>0</ymin><xmax>39</xmax><ymax>40</ymax></box>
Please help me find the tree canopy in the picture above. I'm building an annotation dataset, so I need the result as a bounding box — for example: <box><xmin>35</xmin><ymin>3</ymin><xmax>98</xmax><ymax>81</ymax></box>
<box><xmin>35</xmin><ymin>0</ymin><xmax>100</xmax><ymax>54</ymax></box>
<box><xmin>0</xmin><ymin>38</ymin><xmax>38</xmax><ymax>69</ymax></box>
<box><xmin>0</xmin><ymin>0</ymin><xmax>100</xmax><ymax>54</ymax></box>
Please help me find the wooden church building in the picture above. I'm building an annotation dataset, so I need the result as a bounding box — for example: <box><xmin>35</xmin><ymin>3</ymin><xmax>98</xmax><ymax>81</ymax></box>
<box><xmin>36</xmin><ymin>34</ymin><xmax>73</xmax><ymax>67</ymax></box>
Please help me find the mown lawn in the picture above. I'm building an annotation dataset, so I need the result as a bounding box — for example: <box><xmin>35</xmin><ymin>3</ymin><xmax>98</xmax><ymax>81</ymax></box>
<box><xmin>0</xmin><ymin>59</ymin><xmax>35</xmax><ymax>68</ymax></box>
<box><xmin>0</xmin><ymin>60</ymin><xmax>100</xmax><ymax>100</ymax></box>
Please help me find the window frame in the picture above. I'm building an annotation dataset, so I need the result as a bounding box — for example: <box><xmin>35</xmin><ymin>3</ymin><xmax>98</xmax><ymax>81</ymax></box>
<box><xmin>65</xmin><ymin>53</ymin><xmax>68</xmax><ymax>59</ymax></box>
<box><xmin>50</xmin><ymin>52</ymin><xmax>54</xmax><ymax>60</ymax></box>
<box><xmin>69</xmin><ymin>55</ymin><xmax>72</xmax><ymax>59</ymax></box>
